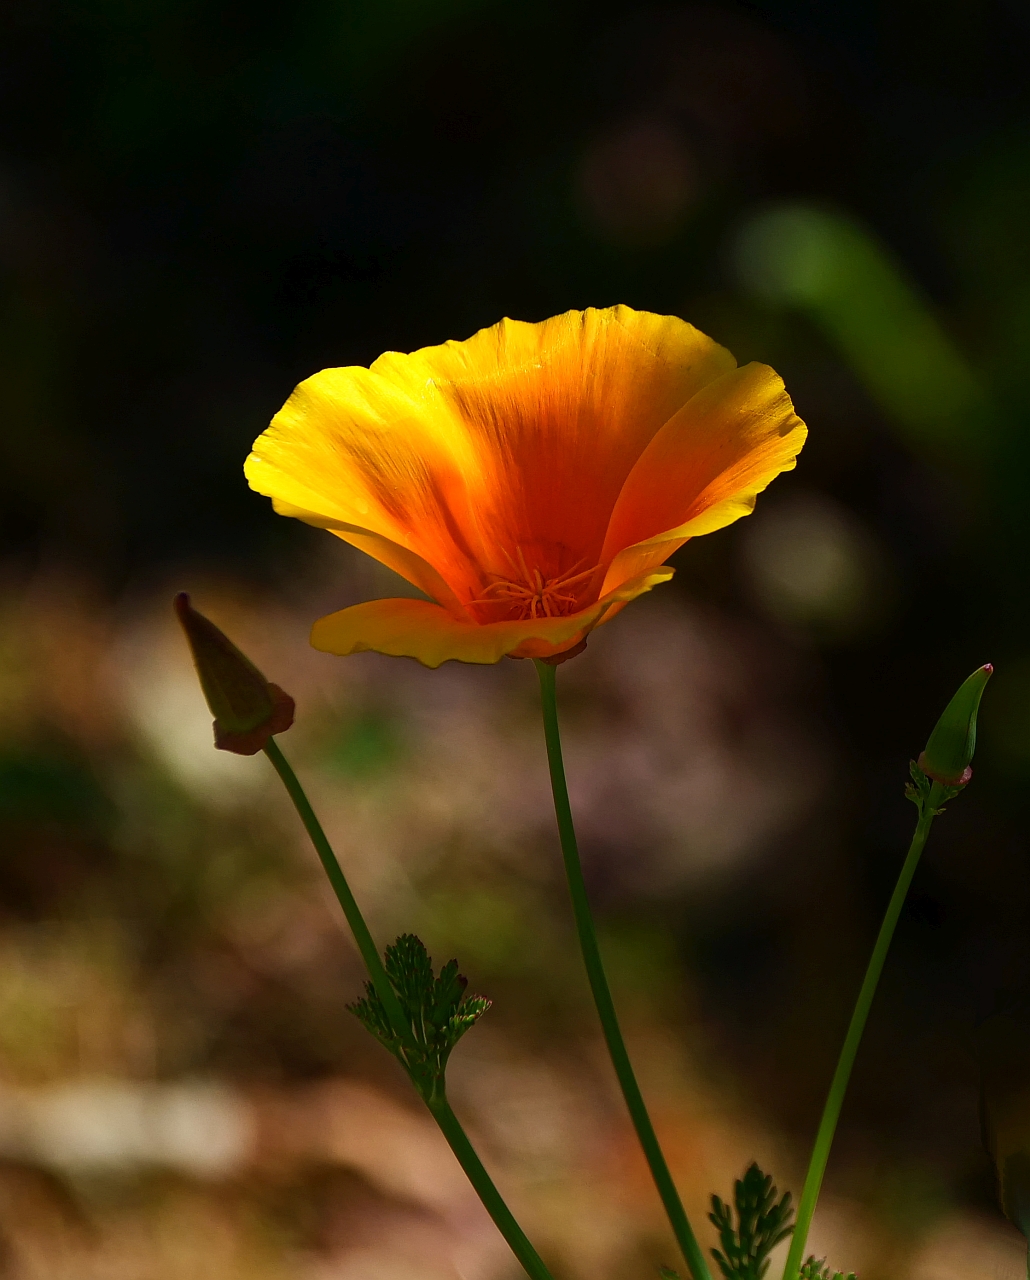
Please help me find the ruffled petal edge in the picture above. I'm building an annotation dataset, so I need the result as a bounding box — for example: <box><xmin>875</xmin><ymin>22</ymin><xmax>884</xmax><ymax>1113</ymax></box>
<box><xmin>310</xmin><ymin>569</ymin><xmax>675</xmax><ymax>667</ymax></box>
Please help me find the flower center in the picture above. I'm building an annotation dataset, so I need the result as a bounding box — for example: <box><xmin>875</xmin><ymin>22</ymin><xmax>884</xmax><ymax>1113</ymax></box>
<box><xmin>473</xmin><ymin>548</ymin><xmax>598</xmax><ymax>621</ymax></box>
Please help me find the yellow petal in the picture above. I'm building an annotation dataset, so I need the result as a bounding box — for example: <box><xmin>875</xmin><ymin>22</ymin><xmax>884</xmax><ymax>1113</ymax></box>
<box><xmin>600</xmin><ymin>363</ymin><xmax>806</xmax><ymax>594</ymax></box>
<box><xmin>247</xmin><ymin>307</ymin><xmax>734</xmax><ymax>603</ymax></box>
<box><xmin>245</xmin><ymin>373</ymin><xmax>482</xmax><ymax>600</ymax></box>
<box><xmin>310</xmin><ymin>569</ymin><xmax>674</xmax><ymax>668</ymax></box>
<box><xmin>268</xmin><ymin>497</ymin><xmax>470</xmax><ymax>617</ymax></box>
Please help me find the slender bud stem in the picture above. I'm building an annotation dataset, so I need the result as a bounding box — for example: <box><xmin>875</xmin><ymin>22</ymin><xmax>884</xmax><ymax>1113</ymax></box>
<box><xmin>263</xmin><ymin>738</ymin><xmax>413</xmax><ymax>1050</ymax></box>
<box><xmin>781</xmin><ymin>790</ymin><xmax>941</xmax><ymax>1280</ymax></box>
<box><xmin>262</xmin><ymin>737</ymin><xmax>555</xmax><ymax>1280</ymax></box>
<box><xmin>534</xmin><ymin>660</ymin><xmax>713</xmax><ymax>1280</ymax></box>
<box><xmin>428</xmin><ymin>1094</ymin><xmax>556</xmax><ymax>1280</ymax></box>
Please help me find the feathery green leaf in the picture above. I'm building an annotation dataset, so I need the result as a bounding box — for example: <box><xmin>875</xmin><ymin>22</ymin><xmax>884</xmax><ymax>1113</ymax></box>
<box><xmin>799</xmin><ymin>1256</ymin><xmax>856</xmax><ymax>1280</ymax></box>
<box><xmin>349</xmin><ymin>933</ymin><xmax>490</xmax><ymax>1102</ymax></box>
<box><xmin>709</xmin><ymin>1163</ymin><xmax>794</xmax><ymax>1279</ymax></box>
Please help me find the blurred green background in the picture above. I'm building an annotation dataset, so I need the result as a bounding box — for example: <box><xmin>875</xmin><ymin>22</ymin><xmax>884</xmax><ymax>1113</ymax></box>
<box><xmin>1</xmin><ymin>1</ymin><xmax>1030</xmax><ymax>1276</ymax></box>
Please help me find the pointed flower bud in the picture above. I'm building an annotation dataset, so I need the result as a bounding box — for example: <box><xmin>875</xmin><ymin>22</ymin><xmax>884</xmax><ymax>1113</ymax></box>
<box><xmin>173</xmin><ymin>593</ymin><xmax>295</xmax><ymax>755</ymax></box>
<box><xmin>917</xmin><ymin>663</ymin><xmax>992</xmax><ymax>786</ymax></box>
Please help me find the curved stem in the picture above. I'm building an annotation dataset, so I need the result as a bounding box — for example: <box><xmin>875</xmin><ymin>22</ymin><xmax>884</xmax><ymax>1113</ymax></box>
<box><xmin>429</xmin><ymin>1095</ymin><xmax>556</xmax><ymax>1280</ymax></box>
<box><xmin>781</xmin><ymin>796</ymin><xmax>939</xmax><ymax>1280</ymax></box>
<box><xmin>264</xmin><ymin>737</ymin><xmax>412</xmax><ymax>1049</ymax></box>
<box><xmin>534</xmin><ymin>660</ymin><xmax>713</xmax><ymax>1280</ymax></box>
<box><xmin>263</xmin><ymin>737</ymin><xmax>556</xmax><ymax>1280</ymax></box>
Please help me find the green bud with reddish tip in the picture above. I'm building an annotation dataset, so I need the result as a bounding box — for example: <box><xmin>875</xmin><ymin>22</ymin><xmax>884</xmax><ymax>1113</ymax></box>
<box><xmin>917</xmin><ymin>663</ymin><xmax>993</xmax><ymax>786</ymax></box>
<box><xmin>174</xmin><ymin>592</ymin><xmax>295</xmax><ymax>755</ymax></box>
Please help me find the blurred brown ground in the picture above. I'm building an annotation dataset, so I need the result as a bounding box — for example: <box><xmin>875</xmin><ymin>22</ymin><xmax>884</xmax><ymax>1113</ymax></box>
<box><xmin>0</xmin><ymin>554</ymin><xmax>1018</xmax><ymax>1278</ymax></box>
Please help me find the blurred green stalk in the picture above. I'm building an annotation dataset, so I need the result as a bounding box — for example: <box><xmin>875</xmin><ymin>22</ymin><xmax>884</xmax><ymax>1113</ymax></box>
<box><xmin>736</xmin><ymin>205</ymin><xmax>991</xmax><ymax>467</ymax></box>
<box><xmin>263</xmin><ymin>738</ymin><xmax>557</xmax><ymax>1280</ymax></box>
<box><xmin>534</xmin><ymin>660</ymin><xmax>713</xmax><ymax>1280</ymax></box>
<box><xmin>781</xmin><ymin>787</ymin><xmax>943</xmax><ymax>1280</ymax></box>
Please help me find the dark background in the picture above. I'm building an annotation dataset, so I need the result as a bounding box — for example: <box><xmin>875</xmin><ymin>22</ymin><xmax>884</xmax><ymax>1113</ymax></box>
<box><xmin>1</xmin><ymin>2</ymin><xmax>1029</xmax><ymax>1276</ymax></box>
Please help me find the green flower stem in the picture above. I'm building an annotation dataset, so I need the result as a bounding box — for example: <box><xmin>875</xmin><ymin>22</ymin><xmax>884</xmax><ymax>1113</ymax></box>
<box><xmin>535</xmin><ymin>660</ymin><xmax>713</xmax><ymax>1280</ymax></box>
<box><xmin>782</xmin><ymin>790</ymin><xmax>941</xmax><ymax>1280</ymax></box>
<box><xmin>263</xmin><ymin>737</ymin><xmax>412</xmax><ymax>1051</ymax></box>
<box><xmin>262</xmin><ymin>737</ymin><xmax>556</xmax><ymax>1280</ymax></box>
<box><xmin>428</xmin><ymin>1095</ymin><xmax>556</xmax><ymax>1280</ymax></box>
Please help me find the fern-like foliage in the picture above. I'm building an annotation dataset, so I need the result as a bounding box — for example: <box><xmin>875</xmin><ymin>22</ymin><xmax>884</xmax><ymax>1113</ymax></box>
<box><xmin>709</xmin><ymin>1163</ymin><xmax>794</xmax><ymax>1279</ymax></box>
<box><xmin>660</xmin><ymin>1212</ymin><xmax>855</xmax><ymax>1280</ymax></box>
<box><xmin>349</xmin><ymin>933</ymin><xmax>490</xmax><ymax>1102</ymax></box>
<box><xmin>799</xmin><ymin>1256</ymin><xmax>856</xmax><ymax>1280</ymax></box>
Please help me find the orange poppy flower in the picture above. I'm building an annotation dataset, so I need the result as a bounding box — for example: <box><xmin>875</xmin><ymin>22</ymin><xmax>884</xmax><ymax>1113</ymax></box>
<box><xmin>246</xmin><ymin>306</ymin><xmax>806</xmax><ymax>667</ymax></box>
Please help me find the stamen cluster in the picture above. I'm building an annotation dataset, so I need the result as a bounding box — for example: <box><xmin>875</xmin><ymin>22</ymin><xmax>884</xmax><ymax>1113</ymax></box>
<box><xmin>475</xmin><ymin>548</ymin><xmax>598</xmax><ymax>620</ymax></box>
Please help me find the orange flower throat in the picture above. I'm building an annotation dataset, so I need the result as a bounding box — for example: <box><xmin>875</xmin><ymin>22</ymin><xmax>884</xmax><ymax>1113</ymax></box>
<box><xmin>471</xmin><ymin>549</ymin><xmax>599</xmax><ymax>623</ymax></box>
